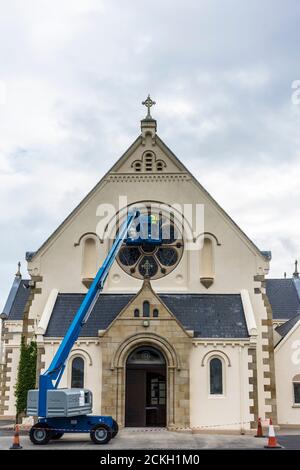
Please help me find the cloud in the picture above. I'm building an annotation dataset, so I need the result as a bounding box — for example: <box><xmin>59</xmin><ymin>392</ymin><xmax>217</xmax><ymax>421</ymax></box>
<box><xmin>0</xmin><ymin>0</ymin><xmax>300</xmax><ymax>304</ymax></box>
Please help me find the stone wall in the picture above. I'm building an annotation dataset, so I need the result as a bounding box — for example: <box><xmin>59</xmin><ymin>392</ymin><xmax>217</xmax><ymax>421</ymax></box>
<box><xmin>254</xmin><ymin>274</ymin><xmax>278</xmax><ymax>423</ymax></box>
<box><xmin>100</xmin><ymin>280</ymin><xmax>192</xmax><ymax>429</ymax></box>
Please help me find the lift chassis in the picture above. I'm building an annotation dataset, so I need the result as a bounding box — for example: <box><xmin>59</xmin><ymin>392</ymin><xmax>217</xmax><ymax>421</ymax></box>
<box><xmin>29</xmin><ymin>415</ymin><xmax>118</xmax><ymax>445</ymax></box>
<box><xmin>27</xmin><ymin>209</ymin><xmax>162</xmax><ymax>445</ymax></box>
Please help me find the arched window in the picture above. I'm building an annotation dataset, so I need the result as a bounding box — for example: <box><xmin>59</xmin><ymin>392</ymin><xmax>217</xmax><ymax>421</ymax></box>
<box><xmin>134</xmin><ymin>308</ymin><xmax>140</xmax><ymax>318</ymax></box>
<box><xmin>144</xmin><ymin>152</ymin><xmax>154</xmax><ymax>171</ymax></box>
<box><xmin>82</xmin><ymin>238</ymin><xmax>97</xmax><ymax>280</ymax></box>
<box><xmin>127</xmin><ymin>346</ymin><xmax>165</xmax><ymax>365</ymax></box>
<box><xmin>71</xmin><ymin>357</ymin><xmax>84</xmax><ymax>388</ymax></box>
<box><xmin>143</xmin><ymin>301</ymin><xmax>150</xmax><ymax>317</ymax></box>
<box><xmin>133</xmin><ymin>161</ymin><xmax>142</xmax><ymax>172</ymax></box>
<box><xmin>153</xmin><ymin>308</ymin><xmax>159</xmax><ymax>317</ymax></box>
<box><xmin>200</xmin><ymin>237</ymin><xmax>214</xmax><ymax>288</ymax></box>
<box><xmin>209</xmin><ymin>357</ymin><xmax>223</xmax><ymax>395</ymax></box>
<box><xmin>293</xmin><ymin>374</ymin><xmax>300</xmax><ymax>404</ymax></box>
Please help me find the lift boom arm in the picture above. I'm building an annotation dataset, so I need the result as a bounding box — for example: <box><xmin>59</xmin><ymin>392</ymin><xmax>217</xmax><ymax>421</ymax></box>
<box><xmin>38</xmin><ymin>209</ymin><xmax>137</xmax><ymax>417</ymax></box>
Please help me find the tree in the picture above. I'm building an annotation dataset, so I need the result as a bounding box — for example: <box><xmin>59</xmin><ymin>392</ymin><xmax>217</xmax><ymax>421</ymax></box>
<box><xmin>15</xmin><ymin>336</ymin><xmax>37</xmax><ymax>421</ymax></box>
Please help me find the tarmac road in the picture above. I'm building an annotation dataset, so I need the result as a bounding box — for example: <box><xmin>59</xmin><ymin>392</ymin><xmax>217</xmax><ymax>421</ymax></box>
<box><xmin>0</xmin><ymin>427</ymin><xmax>299</xmax><ymax>450</ymax></box>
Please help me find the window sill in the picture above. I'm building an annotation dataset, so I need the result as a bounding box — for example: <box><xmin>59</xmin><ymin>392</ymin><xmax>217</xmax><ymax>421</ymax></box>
<box><xmin>208</xmin><ymin>394</ymin><xmax>225</xmax><ymax>399</ymax></box>
<box><xmin>292</xmin><ymin>404</ymin><xmax>300</xmax><ymax>408</ymax></box>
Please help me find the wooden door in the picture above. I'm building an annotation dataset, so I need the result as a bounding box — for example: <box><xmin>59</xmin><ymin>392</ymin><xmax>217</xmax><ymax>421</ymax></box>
<box><xmin>125</xmin><ymin>369</ymin><xmax>146</xmax><ymax>426</ymax></box>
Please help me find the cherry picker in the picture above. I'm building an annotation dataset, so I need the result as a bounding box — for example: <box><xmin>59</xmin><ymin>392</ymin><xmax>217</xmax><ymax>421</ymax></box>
<box><xmin>27</xmin><ymin>209</ymin><xmax>162</xmax><ymax>445</ymax></box>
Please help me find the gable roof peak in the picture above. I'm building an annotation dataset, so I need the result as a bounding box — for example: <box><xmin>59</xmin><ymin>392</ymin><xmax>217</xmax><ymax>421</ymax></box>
<box><xmin>141</xmin><ymin>94</ymin><xmax>157</xmax><ymax>143</ymax></box>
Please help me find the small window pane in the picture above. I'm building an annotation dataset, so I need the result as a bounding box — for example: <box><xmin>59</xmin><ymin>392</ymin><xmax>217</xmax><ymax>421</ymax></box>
<box><xmin>153</xmin><ymin>308</ymin><xmax>159</xmax><ymax>317</ymax></box>
<box><xmin>143</xmin><ymin>301</ymin><xmax>150</xmax><ymax>317</ymax></box>
<box><xmin>71</xmin><ymin>357</ymin><xmax>84</xmax><ymax>388</ymax></box>
<box><xmin>127</xmin><ymin>347</ymin><xmax>165</xmax><ymax>365</ymax></box>
<box><xmin>294</xmin><ymin>383</ymin><xmax>300</xmax><ymax>404</ymax></box>
<box><xmin>210</xmin><ymin>358</ymin><xmax>223</xmax><ymax>395</ymax></box>
<box><xmin>134</xmin><ymin>309</ymin><xmax>140</xmax><ymax>317</ymax></box>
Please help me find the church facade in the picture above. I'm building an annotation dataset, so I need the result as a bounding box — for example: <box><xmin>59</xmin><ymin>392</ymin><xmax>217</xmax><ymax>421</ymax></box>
<box><xmin>1</xmin><ymin>101</ymin><xmax>297</xmax><ymax>431</ymax></box>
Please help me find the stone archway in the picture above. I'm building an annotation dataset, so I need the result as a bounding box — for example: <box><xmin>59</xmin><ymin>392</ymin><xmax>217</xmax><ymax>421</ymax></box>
<box><xmin>125</xmin><ymin>345</ymin><xmax>166</xmax><ymax>427</ymax></box>
<box><xmin>101</xmin><ymin>332</ymin><xmax>188</xmax><ymax>429</ymax></box>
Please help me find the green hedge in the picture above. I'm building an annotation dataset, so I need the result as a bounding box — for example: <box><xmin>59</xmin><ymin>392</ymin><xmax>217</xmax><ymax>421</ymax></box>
<box><xmin>15</xmin><ymin>336</ymin><xmax>37</xmax><ymax>418</ymax></box>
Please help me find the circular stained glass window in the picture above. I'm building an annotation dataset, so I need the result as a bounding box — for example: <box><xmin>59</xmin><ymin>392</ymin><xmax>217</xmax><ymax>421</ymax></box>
<box><xmin>116</xmin><ymin>211</ymin><xmax>184</xmax><ymax>280</ymax></box>
<box><xmin>118</xmin><ymin>247</ymin><xmax>140</xmax><ymax>266</ymax></box>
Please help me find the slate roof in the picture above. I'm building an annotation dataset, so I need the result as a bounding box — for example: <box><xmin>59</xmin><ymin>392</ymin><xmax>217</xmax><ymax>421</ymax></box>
<box><xmin>266</xmin><ymin>278</ymin><xmax>300</xmax><ymax>320</ymax></box>
<box><xmin>45</xmin><ymin>294</ymin><xmax>135</xmax><ymax>337</ymax></box>
<box><xmin>1</xmin><ymin>277</ymin><xmax>30</xmax><ymax>320</ymax></box>
<box><xmin>160</xmin><ymin>294</ymin><xmax>248</xmax><ymax>338</ymax></box>
<box><xmin>45</xmin><ymin>292</ymin><xmax>249</xmax><ymax>339</ymax></box>
<box><xmin>261</xmin><ymin>251</ymin><xmax>272</xmax><ymax>261</ymax></box>
<box><xmin>276</xmin><ymin>314</ymin><xmax>300</xmax><ymax>340</ymax></box>
<box><xmin>4</xmin><ymin>274</ymin><xmax>300</xmax><ymax>334</ymax></box>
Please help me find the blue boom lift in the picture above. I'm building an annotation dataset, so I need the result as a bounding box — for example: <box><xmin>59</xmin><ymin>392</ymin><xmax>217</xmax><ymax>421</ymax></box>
<box><xmin>27</xmin><ymin>209</ymin><xmax>162</xmax><ymax>445</ymax></box>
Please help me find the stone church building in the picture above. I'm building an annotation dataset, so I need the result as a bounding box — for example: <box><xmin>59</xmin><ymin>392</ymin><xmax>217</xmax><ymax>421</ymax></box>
<box><xmin>1</xmin><ymin>100</ymin><xmax>299</xmax><ymax>431</ymax></box>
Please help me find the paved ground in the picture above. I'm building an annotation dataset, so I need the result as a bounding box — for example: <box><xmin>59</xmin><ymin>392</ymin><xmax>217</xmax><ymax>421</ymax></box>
<box><xmin>1</xmin><ymin>426</ymin><xmax>299</xmax><ymax>450</ymax></box>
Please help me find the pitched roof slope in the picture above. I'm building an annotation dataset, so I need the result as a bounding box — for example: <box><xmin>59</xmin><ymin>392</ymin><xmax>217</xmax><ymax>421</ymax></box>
<box><xmin>276</xmin><ymin>313</ymin><xmax>300</xmax><ymax>340</ymax></box>
<box><xmin>266</xmin><ymin>278</ymin><xmax>300</xmax><ymax>320</ymax></box>
<box><xmin>45</xmin><ymin>292</ymin><xmax>249</xmax><ymax>339</ymax></box>
<box><xmin>1</xmin><ymin>278</ymin><xmax>30</xmax><ymax>320</ymax></box>
<box><xmin>45</xmin><ymin>293</ymin><xmax>135</xmax><ymax>337</ymax></box>
<box><xmin>160</xmin><ymin>294</ymin><xmax>248</xmax><ymax>338</ymax></box>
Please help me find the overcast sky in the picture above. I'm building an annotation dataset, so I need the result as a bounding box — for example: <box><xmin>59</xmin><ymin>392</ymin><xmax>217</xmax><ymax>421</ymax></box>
<box><xmin>1</xmin><ymin>0</ymin><xmax>300</xmax><ymax>306</ymax></box>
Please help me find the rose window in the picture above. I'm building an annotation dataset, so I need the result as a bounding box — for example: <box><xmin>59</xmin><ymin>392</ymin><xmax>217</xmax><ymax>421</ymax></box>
<box><xmin>117</xmin><ymin>214</ymin><xmax>184</xmax><ymax>280</ymax></box>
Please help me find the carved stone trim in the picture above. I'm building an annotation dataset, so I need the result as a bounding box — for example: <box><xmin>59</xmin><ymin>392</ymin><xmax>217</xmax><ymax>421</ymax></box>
<box><xmin>248</xmin><ymin>348</ymin><xmax>259</xmax><ymax>429</ymax></box>
<box><xmin>74</xmin><ymin>232</ymin><xmax>103</xmax><ymax>247</ymax></box>
<box><xmin>200</xmin><ymin>277</ymin><xmax>214</xmax><ymax>289</ymax></box>
<box><xmin>106</xmin><ymin>174</ymin><xmax>190</xmax><ymax>183</ymax></box>
<box><xmin>254</xmin><ymin>274</ymin><xmax>278</xmax><ymax>423</ymax></box>
<box><xmin>82</xmin><ymin>278</ymin><xmax>94</xmax><ymax>288</ymax></box>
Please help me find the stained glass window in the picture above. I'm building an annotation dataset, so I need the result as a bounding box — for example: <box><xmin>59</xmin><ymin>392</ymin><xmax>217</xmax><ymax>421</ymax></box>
<box><xmin>156</xmin><ymin>247</ymin><xmax>178</xmax><ymax>266</ymax></box>
<box><xmin>117</xmin><ymin>211</ymin><xmax>184</xmax><ymax>280</ymax></box>
<box><xmin>210</xmin><ymin>358</ymin><xmax>223</xmax><ymax>395</ymax></box>
<box><xmin>119</xmin><ymin>247</ymin><xmax>140</xmax><ymax>266</ymax></box>
<box><xmin>143</xmin><ymin>301</ymin><xmax>150</xmax><ymax>317</ymax></box>
<box><xmin>138</xmin><ymin>256</ymin><xmax>158</xmax><ymax>278</ymax></box>
<box><xmin>127</xmin><ymin>347</ymin><xmax>165</xmax><ymax>365</ymax></box>
<box><xmin>293</xmin><ymin>375</ymin><xmax>300</xmax><ymax>404</ymax></box>
<box><xmin>71</xmin><ymin>357</ymin><xmax>84</xmax><ymax>388</ymax></box>
<box><xmin>294</xmin><ymin>383</ymin><xmax>300</xmax><ymax>404</ymax></box>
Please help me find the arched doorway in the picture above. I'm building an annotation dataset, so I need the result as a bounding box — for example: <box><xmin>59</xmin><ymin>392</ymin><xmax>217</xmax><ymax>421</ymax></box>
<box><xmin>125</xmin><ymin>346</ymin><xmax>166</xmax><ymax>427</ymax></box>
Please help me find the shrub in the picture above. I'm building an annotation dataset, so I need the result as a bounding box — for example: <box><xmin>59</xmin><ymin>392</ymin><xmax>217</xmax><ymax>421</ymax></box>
<box><xmin>15</xmin><ymin>336</ymin><xmax>37</xmax><ymax>419</ymax></box>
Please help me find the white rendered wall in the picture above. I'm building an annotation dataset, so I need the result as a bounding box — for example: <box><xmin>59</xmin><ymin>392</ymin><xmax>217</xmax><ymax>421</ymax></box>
<box><xmin>42</xmin><ymin>340</ymin><xmax>102</xmax><ymax>415</ymax></box>
<box><xmin>275</xmin><ymin>325</ymin><xmax>300</xmax><ymax>425</ymax></box>
<box><xmin>190</xmin><ymin>343</ymin><xmax>252</xmax><ymax>431</ymax></box>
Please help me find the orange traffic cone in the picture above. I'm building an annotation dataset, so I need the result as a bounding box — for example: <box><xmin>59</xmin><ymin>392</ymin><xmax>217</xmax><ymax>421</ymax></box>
<box><xmin>255</xmin><ymin>417</ymin><xmax>265</xmax><ymax>437</ymax></box>
<box><xmin>10</xmin><ymin>424</ymin><xmax>22</xmax><ymax>450</ymax></box>
<box><xmin>264</xmin><ymin>418</ymin><xmax>281</xmax><ymax>449</ymax></box>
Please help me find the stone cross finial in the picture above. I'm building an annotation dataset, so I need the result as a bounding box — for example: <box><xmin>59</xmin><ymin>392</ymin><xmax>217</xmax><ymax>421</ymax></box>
<box><xmin>15</xmin><ymin>261</ymin><xmax>21</xmax><ymax>279</ymax></box>
<box><xmin>293</xmin><ymin>260</ymin><xmax>299</xmax><ymax>279</ymax></box>
<box><xmin>141</xmin><ymin>259</ymin><xmax>153</xmax><ymax>278</ymax></box>
<box><xmin>142</xmin><ymin>94</ymin><xmax>156</xmax><ymax>119</ymax></box>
